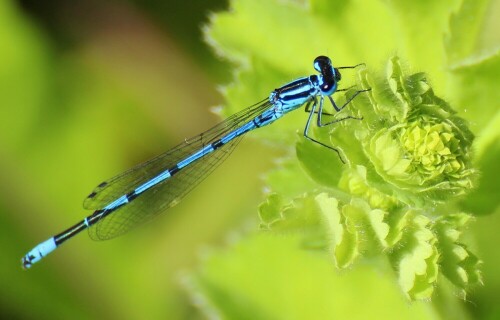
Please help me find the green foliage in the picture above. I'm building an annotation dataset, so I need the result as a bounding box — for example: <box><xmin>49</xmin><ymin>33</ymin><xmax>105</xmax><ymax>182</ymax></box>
<box><xmin>357</xmin><ymin>58</ymin><xmax>477</xmax><ymax>202</ymax></box>
<box><xmin>3</xmin><ymin>0</ymin><xmax>497</xmax><ymax>318</ymax></box>
<box><xmin>190</xmin><ymin>0</ymin><xmax>499</xmax><ymax>316</ymax></box>
<box><xmin>185</xmin><ymin>233</ymin><xmax>441</xmax><ymax>319</ymax></box>
<box><xmin>256</xmin><ymin>56</ymin><xmax>482</xmax><ymax>301</ymax></box>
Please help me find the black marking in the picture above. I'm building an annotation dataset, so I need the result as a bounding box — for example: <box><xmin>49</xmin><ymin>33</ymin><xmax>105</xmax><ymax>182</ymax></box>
<box><xmin>212</xmin><ymin>140</ymin><xmax>224</xmax><ymax>149</ymax></box>
<box><xmin>333</xmin><ymin>68</ymin><xmax>341</xmax><ymax>82</ymax></box>
<box><xmin>282</xmin><ymin>90</ymin><xmax>310</xmax><ymax>101</ymax></box>
<box><xmin>259</xmin><ymin>113</ymin><xmax>274</xmax><ymax>123</ymax></box>
<box><xmin>252</xmin><ymin>119</ymin><xmax>261</xmax><ymax>128</ymax></box>
<box><xmin>169</xmin><ymin>165</ymin><xmax>180</xmax><ymax>176</ymax></box>
<box><xmin>309</xmin><ymin>74</ymin><xmax>319</xmax><ymax>85</ymax></box>
<box><xmin>91</xmin><ymin>209</ymin><xmax>106</xmax><ymax>219</ymax></box>
<box><xmin>98</xmin><ymin>181</ymin><xmax>108</xmax><ymax>188</ymax></box>
<box><xmin>126</xmin><ymin>191</ymin><xmax>138</xmax><ymax>201</ymax></box>
<box><xmin>88</xmin><ymin>192</ymin><xmax>97</xmax><ymax>199</ymax></box>
<box><xmin>54</xmin><ymin>218</ymin><xmax>93</xmax><ymax>245</ymax></box>
<box><xmin>275</xmin><ymin>78</ymin><xmax>310</xmax><ymax>97</ymax></box>
<box><xmin>86</xmin><ymin>209</ymin><xmax>109</xmax><ymax>226</ymax></box>
<box><xmin>282</xmin><ymin>78</ymin><xmax>309</xmax><ymax>90</ymax></box>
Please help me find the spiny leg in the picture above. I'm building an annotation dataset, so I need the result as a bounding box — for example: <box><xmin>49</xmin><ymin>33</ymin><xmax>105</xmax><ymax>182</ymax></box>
<box><xmin>303</xmin><ymin>97</ymin><xmax>346</xmax><ymax>164</ymax></box>
<box><xmin>304</xmin><ymin>99</ymin><xmax>334</xmax><ymax>116</ymax></box>
<box><xmin>304</xmin><ymin>85</ymin><xmax>358</xmax><ymax>116</ymax></box>
<box><xmin>337</xmin><ymin>63</ymin><xmax>366</xmax><ymax>70</ymax></box>
<box><xmin>335</xmin><ymin>85</ymin><xmax>357</xmax><ymax>92</ymax></box>
<box><xmin>317</xmin><ymin>89</ymin><xmax>370</xmax><ymax>126</ymax></box>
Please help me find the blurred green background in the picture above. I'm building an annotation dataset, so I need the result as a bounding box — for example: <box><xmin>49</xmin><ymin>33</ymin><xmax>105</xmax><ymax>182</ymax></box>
<box><xmin>1</xmin><ymin>0</ymin><xmax>499</xmax><ymax>319</ymax></box>
<box><xmin>0</xmin><ymin>0</ymin><xmax>275</xmax><ymax>318</ymax></box>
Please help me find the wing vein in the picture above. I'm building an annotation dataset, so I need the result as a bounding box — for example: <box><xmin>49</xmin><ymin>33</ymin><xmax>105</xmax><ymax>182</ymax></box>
<box><xmin>85</xmin><ymin>98</ymin><xmax>272</xmax><ymax>240</ymax></box>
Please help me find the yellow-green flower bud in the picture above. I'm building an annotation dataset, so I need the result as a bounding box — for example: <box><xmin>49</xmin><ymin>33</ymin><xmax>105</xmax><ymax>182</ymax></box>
<box><xmin>355</xmin><ymin>57</ymin><xmax>477</xmax><ymax>202</ymax></box>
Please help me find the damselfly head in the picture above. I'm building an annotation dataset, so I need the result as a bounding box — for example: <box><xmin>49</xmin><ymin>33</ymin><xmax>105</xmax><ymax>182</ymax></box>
<box><xmin>313</xmin><ymin>56</ymin><xmax>332</xmax><ymax>73</ymax></box>
<box><xmin>313</xmin><ymin>56</ymin><xmax>338</xmax><ymax>95</ymax></box>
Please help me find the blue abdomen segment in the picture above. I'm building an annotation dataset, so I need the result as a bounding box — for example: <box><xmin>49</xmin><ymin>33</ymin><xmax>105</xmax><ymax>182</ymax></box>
<box><xmin>22</xmin><ymin>238</ymin><xmax>56</xmax><ymax>269</ymax></box>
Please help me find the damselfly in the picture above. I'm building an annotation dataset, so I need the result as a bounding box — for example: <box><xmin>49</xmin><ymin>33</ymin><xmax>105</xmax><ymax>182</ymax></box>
<box><xmin>21</xmin><ymin>56</ymin><xmax>368</xmax><ymax>268</ymax></box>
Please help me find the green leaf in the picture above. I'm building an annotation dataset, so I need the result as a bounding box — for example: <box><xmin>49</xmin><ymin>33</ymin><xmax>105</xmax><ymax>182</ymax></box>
<box><xmin>262</xmin><ymin>155</ymin><xmax>318</xmax><ymax>199</ymax></box>
<box><xmin>316</xmin><ymin>193</ymin><xmax>364</xmax><ymax>268</ymax></box>
<box><xmin>389</xmin><ymin>213</ymin><xmax>440</xmax><ymax>300</ymax></box>
<box><xmin>433</xmin><ymin>213</ymin><xmax>483</xmax><ymax>294</ymax></box>
<box><xmin>445</xmin><ymin>0</ymin><xmax>499</xmax><ymax>68</ymax></box>
<box><xmin>385</xmin><ymin>0</ymin><xmax>463</xmax><ymax>92</ymax></box>
<box><xmin>258</xmin><ymin>193</ymin><xmax>284</xmax><ymax>226</ymax></box>
<box><xmin>187</xmin><ymin>233</ymin><xmax>440</xmax><ymax>319</ymax></box>
<box><xmin>204</xmin><ymin>0</ymin><xmax>488</xmax><ymax>307</ymax></box>
<box><xmin>448</xmin><ymin>56</ymin><xmax>500</xmax><ymax>215</ymax></box>
<box><xmin>259</xmin><ymin>193</ymin><xmax>325</xmax><ymax>247</ymax></box>
<box><xmin>338</xmin><ymin>165</ymin><xmax>399</xmax><ymax>211</ymax></box>
<box><xmin>460</xmin><ymin>132</ymin><xmax>500</xmax><ymax>215</ymax></box>
<box><xmin>296</xmin><ymin>134</ymin><xmax>344</xmax><ymax>188</ymax></box>
<box><xmin>207</xmin><ymin>0</ymin><xmax>396</xmax><ymax>71</ymax></box>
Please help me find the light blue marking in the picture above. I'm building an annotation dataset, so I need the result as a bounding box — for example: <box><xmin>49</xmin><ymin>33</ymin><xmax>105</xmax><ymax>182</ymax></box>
<box><xmin>281</xmin><ymin>77</ymin><xmax>310</xmax><ymax>96</ymax></box>
<box><xmin>104</xmin><ymin>195</ymin><xmax>128</xmax><ymax>210</ymax></box>
<box><xmin>177</xmin><ymin>144</ymin><xmax>215</xmax><ymax>169</ymax></box>
<box><xmin>22</xmin><ymin>238</ymin><xmax>56</xmax><ymax>269</ymax></box>
<box><xmin>220</xmin><ymin>131</ymin><xmax>238</xmax><ymax>145</ymax></box>
<box><xmin>232</xmin><ymin>120</ymin><xmax>257</xmax><ymax>136</ymax></box>
<box><xmin>257</xmin><ymin>109</ymin><xmax>280</xmax><ymax>125</ymax></box>
<box><xmin>135</xmin><ymin>170</ymin><xmax>171</xmax><ymax>194</ymax></box>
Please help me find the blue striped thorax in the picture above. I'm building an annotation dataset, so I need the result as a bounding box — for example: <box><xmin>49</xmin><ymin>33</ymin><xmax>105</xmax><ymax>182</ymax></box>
<box><xmin>269</xmin><ymin>56</ymin><xmax>340</xmax><ymax>114</ymax></box>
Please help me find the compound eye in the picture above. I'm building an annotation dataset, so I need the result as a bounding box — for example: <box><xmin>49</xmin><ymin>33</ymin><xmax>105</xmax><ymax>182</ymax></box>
<box><xmin>313</xmin><ymin>56</ymin><xmax>331</xmax><ymax>72</ymax></box>
<box><xmin>314</xmin><ymin>61</ymin><xmax>321</xmax><ymax>72</ymax></box>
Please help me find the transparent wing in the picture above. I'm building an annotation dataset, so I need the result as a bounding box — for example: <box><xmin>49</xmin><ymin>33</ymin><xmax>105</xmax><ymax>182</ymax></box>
<box><xmin>88</xmin><ymin>136</ymin><xmax>243</xmax><ymax>240</ymax></box>
<box><xmin>85</xmin><ymin>98</ymin><xmax>272</xmax><ymax>240</ymax></box>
